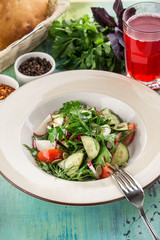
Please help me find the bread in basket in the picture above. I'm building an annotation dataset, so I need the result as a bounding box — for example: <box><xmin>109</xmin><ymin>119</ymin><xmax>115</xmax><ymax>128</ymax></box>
<box><xmin>0</xmin><ymin>0</ymin><xmax>70</xmax><ymax>72</ymax></box>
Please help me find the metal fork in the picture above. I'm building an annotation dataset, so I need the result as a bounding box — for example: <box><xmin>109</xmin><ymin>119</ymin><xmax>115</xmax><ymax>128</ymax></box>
<box><xmin>110</xmin><ymin>169</ymin><xmax>160</xmax><ymax>240</ymax></box>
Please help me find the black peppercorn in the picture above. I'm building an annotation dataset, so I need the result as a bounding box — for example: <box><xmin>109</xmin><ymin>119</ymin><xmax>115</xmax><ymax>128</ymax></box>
<box><xmin>18</xmin><ymin>57</ymin><xmax>52</xmax><ymax>76</ymax></box>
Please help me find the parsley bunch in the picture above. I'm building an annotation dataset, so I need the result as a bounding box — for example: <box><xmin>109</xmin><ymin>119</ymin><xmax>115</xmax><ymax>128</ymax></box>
<box><xmin>49</xmin><ymin>14</ymin><xmax>125</xmax><ymax>73</ymax></box>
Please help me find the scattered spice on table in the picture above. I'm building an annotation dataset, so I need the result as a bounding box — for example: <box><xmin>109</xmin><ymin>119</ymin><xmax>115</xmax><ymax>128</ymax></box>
<box><xmin>18</xmin><ymin>57</ymin><xmax>52</xmax><ymax>76</ymax></box>
<box><xmin>0</xmin><ymin>83</ymin><xmax>15</xmax><ymax>100</ymax></box>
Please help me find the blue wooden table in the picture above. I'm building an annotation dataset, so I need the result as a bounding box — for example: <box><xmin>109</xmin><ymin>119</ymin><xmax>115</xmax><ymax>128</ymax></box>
<box><xmin>0</xmin><ymin>1</ymin><xmax>160</xmax><ymax>240</ymax></box>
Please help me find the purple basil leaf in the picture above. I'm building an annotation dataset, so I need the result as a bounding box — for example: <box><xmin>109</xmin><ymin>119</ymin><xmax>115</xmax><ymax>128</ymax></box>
<box><xmin>124</xmin><ymin>7</ymin><xmax>136</xmax><ymax>21</ymax></box>
<box><xmin>113</xmin><ymin>0</ymin><xmax>125</xmax><ymax>30</ymax></box>
<box><xmin>117</xmin><ymin>9</ymin><xmax>125</xmax><ymax>30</ymax></box>
<box><xmin>91</xmin><ymin>7</ymin><xmax>117</xmax><ymax>28</ymax></box>
<box><xmin>107</xmin><ymin>33</ymin><xmax>124</xmax><ymax>60</ymax></box>
<box><xmin>113</xmin><ymin>0</ymin><xmax>123</xmax><ymax>18</ymax></box>
<box><xmin>115</xmin><ymin>27</ymin><xmax>124</xmax><ymax>47</ymax></box>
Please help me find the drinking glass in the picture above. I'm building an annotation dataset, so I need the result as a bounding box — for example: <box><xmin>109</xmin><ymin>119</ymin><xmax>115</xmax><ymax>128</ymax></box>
<box><xmin>123</xmin><ymin>2</ymin><xmax>160</xmax><ymax>90</ymax></box>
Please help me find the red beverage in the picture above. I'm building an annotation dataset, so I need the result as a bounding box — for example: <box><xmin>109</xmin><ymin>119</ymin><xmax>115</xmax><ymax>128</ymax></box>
<box><xmin>124</xmin><ymin>14</ymin><xmax>160</xmax><ymax>84</ymax></box>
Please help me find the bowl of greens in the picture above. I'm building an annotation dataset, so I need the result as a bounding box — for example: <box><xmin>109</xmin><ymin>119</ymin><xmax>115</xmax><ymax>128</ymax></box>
<box><xmin>0</xmin><ymin>70</ymin><xmax>159</xmax><ymax>205</ymax></box>
<box><xmin>25</xmin><ymin>100</ymin><xmax>137</xmax><ymax>182</ymax></box>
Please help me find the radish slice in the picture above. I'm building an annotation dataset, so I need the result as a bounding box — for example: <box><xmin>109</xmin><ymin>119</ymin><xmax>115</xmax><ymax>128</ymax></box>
<box><xmin>33</xmin><ymin>114</ymin><xmax>53</xmax><ymax>136</ymax></box>
<box><xmin>32</xmin><ymin>140</ymin><xmax>57</xmax><ymax>151</ymax></box>
<box><xmin>87</xmin><ymin>162</ymin><xmax>99</xmax><ymax>179</ymax></box>
<box><xmin>53</xmin><ymin>122</ymin><xmax>62</xmax><ymax>127</ymax></box>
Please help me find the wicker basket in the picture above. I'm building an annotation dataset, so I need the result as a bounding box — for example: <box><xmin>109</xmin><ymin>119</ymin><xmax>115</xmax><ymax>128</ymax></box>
<box><xmin>0</xmin><ymin>0</ymin><xmax>70</xmax><ymax>73</ymax></box>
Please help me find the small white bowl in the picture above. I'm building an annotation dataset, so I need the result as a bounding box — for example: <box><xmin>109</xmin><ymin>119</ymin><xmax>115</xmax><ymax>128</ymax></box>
<box><xmin>0</xmin><ymin>75</ymin><xmax>19</xmax><ymax>104</ymax></box>
<box><xmin>14</xmin><ymin>52</ymin><xmax>56</xmax><ymax>85</ymax></box>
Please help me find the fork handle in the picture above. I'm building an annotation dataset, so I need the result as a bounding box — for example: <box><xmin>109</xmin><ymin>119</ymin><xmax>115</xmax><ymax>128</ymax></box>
<box><xmin>138</xmin><ymin>208</ymin><xmax>160</xmax><ymax>240</ymax></box>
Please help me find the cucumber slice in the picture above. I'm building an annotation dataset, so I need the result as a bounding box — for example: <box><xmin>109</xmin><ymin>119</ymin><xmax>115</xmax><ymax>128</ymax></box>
<box><xmin>111</xmin><ymin>142</ymin><xmax>129</xmax><ymax>167</ymax></box>
<box><xmin>109</xmin><ymin>113</ymin><xmax>121</xmax><ymax>125</ymax></box>
<box><xmin>52</xmin><ymin>113</ymin><xmax>63</xmax><ymax>119</ymax></box>
<box><xmin>112</xmin><ymin>122</ymin><xmax>128</xmax><ymax>131</ymax></box>
<box><xmin>101</xmin><ymin>108</ymin><xmax>120</xmax><ymax>125</ymax></box>
<box><xmin>49</xmin><ymin>113</ymin><xmax>64</xmax><ymax>126</ymax></box>
<box><xmin>101</xmin><ymin>108</ymin><xmax>110</xmax><ymax>115</ymax></box>
<box><xmin>47</xmin><ymin>116</ymin><xmax>64</xmax><ymax>130</ymax></box>
<box><xmin>58</xmin><ymin>152</ymin><xmax>84</xmax><ymax>177</ymax></box>
<box><xmin>53</xmin><ymin>116</ymin><xmax>64</xmax><ymax>125</ymax></box>
<box><xmin>81</xmin><ymin>136</ymin><xmax>100</xmax><ymax>159</ymax></box>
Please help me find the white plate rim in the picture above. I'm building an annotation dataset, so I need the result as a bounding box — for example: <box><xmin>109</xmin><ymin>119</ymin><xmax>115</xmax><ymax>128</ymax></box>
<box><xmin>0</xmin><ymin>70</ymin><xmax>160</xmax><ymax>205</ymax></box>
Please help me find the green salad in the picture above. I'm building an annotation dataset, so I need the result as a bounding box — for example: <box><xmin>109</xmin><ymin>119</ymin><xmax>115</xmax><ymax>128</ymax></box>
<box><xmin>25</xmin><ymin>101</ymin><xmax>136</xmax><ymax>181</ymax></box>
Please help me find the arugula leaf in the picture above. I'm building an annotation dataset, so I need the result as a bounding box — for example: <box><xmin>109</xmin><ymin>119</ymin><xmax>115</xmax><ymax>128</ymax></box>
<box><xmin>48</xmin><ymin>163</ymin><xmax>69</xmax><ymax>180</ymax></box>
<box><xmin>23</xmin><ymin>144</ymin><xmax>38</xmax><ymax>160</ymax></box>
<box><xmin>59</xmin><ymin>101</ymin><xmax>82</xmax><ymax>116</ymax></box>
<box><xmin>48</xmin><ymin>126</ymin><xmax>66</xmax><ymax>142</ymax></box>
<box><xmin>66</xmin><ymin>139</ymin><xmax>83</xmax><ymax>153</ymax></box>
<box><xmin>40</xmin><ymin>160</ymin><xmax>96</xmax><ymax>181</ymax></box>
<box><xmin>69</xmin><ymin>164</ymin><xmax>97</xmax><ymax>181</ymax></box>
<box><xmin>104</xmin><ymin>133</ymin><xmax>118</xmax><ymax>152</ymax></box>
<box><xmin>93</xmin><ymin>139</ymin><xmax>112</xmax><ymax>167</ymax></box>
<box><xmin>66</xmin><ymin>121</ymin><xmax>86</xmax><ymax>134</ymax></box>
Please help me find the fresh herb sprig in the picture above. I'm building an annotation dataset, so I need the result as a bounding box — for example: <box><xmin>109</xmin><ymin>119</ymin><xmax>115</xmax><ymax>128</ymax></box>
<box><xmin>23</xmin><ymin>144</ymin><xmax>38</xmax><ymax>160</ymax></box>
<box><xmin>48</xmin><ymin>126</ymin><xmax>66</xmax><ymax>142</ymax></box>
<box><xmin>49</xmin><ymin>14</ymin><xmax>125</xmax><ymax>73</ymax></box>
<box><xmin>91</xmin><ymin>0</ymin><xmax>125</xmax><ymax>60</ymax></box>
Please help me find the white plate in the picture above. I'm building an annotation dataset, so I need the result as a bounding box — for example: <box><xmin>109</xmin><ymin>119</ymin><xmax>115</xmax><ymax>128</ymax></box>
<box><xmin>0</xmin><ymin>70</ymin><xmax>160</xmax><ymax>205</ymax></box>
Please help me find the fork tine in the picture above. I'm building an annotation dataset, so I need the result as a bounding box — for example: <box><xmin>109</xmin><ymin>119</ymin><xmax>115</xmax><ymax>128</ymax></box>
<box><xmin>117</xmin><ymin>169</ymin><xmax>138</xmax><ymax>191</ymax></box>
<box><xmin>110</xmin><ymin>172</ymin><xmax>130</xmax><ymax>194</ymax></box>
<box><xmin>115</xmin><ymin>171</ymin><xmax>135</xmax><ymax>192</ymax></box>
<box><xmin>119</xmin><ymin>168</ymin><xmax>143</xmax><ymax>192</ymax></box>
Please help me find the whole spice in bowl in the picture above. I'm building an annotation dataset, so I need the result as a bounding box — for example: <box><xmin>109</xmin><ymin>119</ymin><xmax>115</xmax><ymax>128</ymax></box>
<box><xmin>18</xmin><ymin>57</ymin><xmax>52</xmax><ymax>76</ymax></box>
<box><xmin>14</xmin><ymin>52</ymin><xmax>56</xmax><ymax>85</ymax></box>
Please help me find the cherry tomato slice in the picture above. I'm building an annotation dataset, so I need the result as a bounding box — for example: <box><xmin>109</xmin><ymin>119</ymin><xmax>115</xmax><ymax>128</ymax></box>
<box><xmin>37</xmin><ymin>149</ymin><xmax>63</xmax><ymax>163</ymax></box>
<box><xmin>122</xmin><ymin>123</ymin><xmax>136</xmax><ymax>146</ymax></box>
<box><xmin>100</xmin><ymin>162</ymin><xmax>113</xmax><ymax>179</ymax></box>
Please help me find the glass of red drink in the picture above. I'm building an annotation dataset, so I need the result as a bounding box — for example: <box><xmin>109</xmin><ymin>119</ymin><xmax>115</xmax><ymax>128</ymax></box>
<box><xmin>123</xmin><ymin>2</ymin><xmax>160</xmax><ymax>89</ymax></box>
